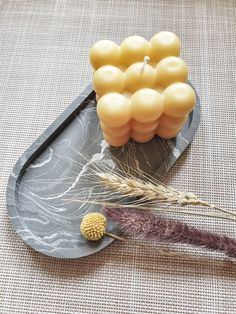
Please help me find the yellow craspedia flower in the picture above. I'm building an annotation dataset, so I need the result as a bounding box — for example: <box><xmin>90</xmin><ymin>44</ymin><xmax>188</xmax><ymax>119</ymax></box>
<box><xmin>80</xmin><ymin>212</ymin><xmax>107</xmax><ymax>241</ymax></box>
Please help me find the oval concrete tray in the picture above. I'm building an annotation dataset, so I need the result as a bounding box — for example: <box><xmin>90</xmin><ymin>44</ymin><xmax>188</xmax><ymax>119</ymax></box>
<box><xmin>6</xmin><ymin>83</ymin><xmax>200</xmax><ymax>258</ymax></box>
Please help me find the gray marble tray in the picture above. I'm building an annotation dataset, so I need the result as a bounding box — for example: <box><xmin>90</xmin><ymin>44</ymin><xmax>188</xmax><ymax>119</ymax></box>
<box><xmin>6</xmin><ymin>83</ymin><xmax>200</xmax><ymax>259</ymax></box>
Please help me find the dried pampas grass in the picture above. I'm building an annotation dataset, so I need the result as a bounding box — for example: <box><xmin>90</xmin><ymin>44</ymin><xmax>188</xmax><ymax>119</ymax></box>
<box><xmin>104</xmin><ymin>207</ymin><xmax>236</xmax><ymax>258</ymax></box>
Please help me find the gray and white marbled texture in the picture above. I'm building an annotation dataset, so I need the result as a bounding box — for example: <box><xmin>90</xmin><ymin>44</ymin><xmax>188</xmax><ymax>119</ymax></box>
<box><xmin>7</xmin><ymin>85</ymin><xmax>200</xmax><ymax>258</ymax></box>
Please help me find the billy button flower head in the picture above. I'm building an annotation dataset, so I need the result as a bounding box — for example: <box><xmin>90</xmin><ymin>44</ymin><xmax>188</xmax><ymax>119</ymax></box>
<box><xmin>80</xmin><ymin>212</ymin><xmax>107</xmax><ymax>241</ymax></box>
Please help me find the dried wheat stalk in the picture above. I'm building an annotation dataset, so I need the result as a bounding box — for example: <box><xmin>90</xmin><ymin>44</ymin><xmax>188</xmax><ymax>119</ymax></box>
<box><xmin>96</xmin><ymin>172</ymin><xmax>236</xmax><ymax>219</ymax></box>
<box><xmin>68</xmin><ymin>152</ymin><xmax>236</xmax><ymax>221</ymax></box>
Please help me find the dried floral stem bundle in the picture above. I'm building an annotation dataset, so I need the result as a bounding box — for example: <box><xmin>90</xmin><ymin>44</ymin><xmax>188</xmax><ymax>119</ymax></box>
<box><xmin>96</xmin><ymin>172</ymin><xmax>236</xmax><ymax>220</ymax></box>
<box><xmin>66</xmin><ymin>152</ymin><xmax>236</xmax><ymax>222</ymax></box>
<box><xmin>104</xmin><ymin>207</ymin><xmax>236</xmax><ymax>258</ymax></box>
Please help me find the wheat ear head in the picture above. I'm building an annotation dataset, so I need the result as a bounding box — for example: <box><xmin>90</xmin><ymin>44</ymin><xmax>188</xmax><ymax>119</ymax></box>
<box><xmin>98</xmin><ymin>172</ymin><xmax>202</xmax><ymax>205</ymax></box>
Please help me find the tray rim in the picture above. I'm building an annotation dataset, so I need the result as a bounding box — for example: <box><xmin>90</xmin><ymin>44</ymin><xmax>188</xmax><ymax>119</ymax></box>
<box><xmin>6</xmin><ymin>82</ymin><xmax>200</xmax><ymax>258</ymax></box>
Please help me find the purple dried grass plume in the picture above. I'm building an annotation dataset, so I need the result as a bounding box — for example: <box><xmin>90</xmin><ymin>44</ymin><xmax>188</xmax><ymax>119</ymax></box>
<box><xmin>103</xmin><ymin>207</ymin><xmax>236</xmax><ymax>258</ymax></box>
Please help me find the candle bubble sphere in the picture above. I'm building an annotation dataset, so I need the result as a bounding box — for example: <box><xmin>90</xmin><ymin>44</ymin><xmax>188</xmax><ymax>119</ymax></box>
<box><xmin>90</xmin><ymin>40</ymin><xmax>120</xmax><ymax>69</ymax></box>
<box><xmin>97</xmin><ymin>93</ymin><xmax>131</xmax><ymax>128</ymax></box>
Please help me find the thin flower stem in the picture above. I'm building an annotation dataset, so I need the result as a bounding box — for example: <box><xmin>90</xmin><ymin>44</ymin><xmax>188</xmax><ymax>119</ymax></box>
<box><xmin>105</xmin><ymin>232</ymin><xmax>127</xmax><ymax>241</ymax></box>
<box><xmin>69</xmin><ymin>198</ymin><xmax>236</xmax><ymax>222</ymax></box>
<box><xmin>106</xmin><ymin>202</ymin><xmax>236</xmax><ymax>222</ymax></box>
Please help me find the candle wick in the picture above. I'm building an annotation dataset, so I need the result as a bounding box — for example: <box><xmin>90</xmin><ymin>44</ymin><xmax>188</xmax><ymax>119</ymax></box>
<box><xmin>141</xmin><ymin>56</ymin><xmax>150</xmax><ymax>73</ymax></box>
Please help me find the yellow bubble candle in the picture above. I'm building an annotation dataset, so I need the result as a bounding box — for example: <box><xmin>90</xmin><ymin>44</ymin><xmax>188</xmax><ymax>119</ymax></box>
<box><xmin>90</xmin><ymin>32</ymin><xmax>196</xmax><ymax>147</ymax></box>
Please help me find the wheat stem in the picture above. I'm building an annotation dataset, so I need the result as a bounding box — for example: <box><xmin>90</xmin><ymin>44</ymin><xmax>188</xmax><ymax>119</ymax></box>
<box><xmin>194</xmin><ymin>201</ymin><xmax>236</xmax><ymax>219</ymax></box>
